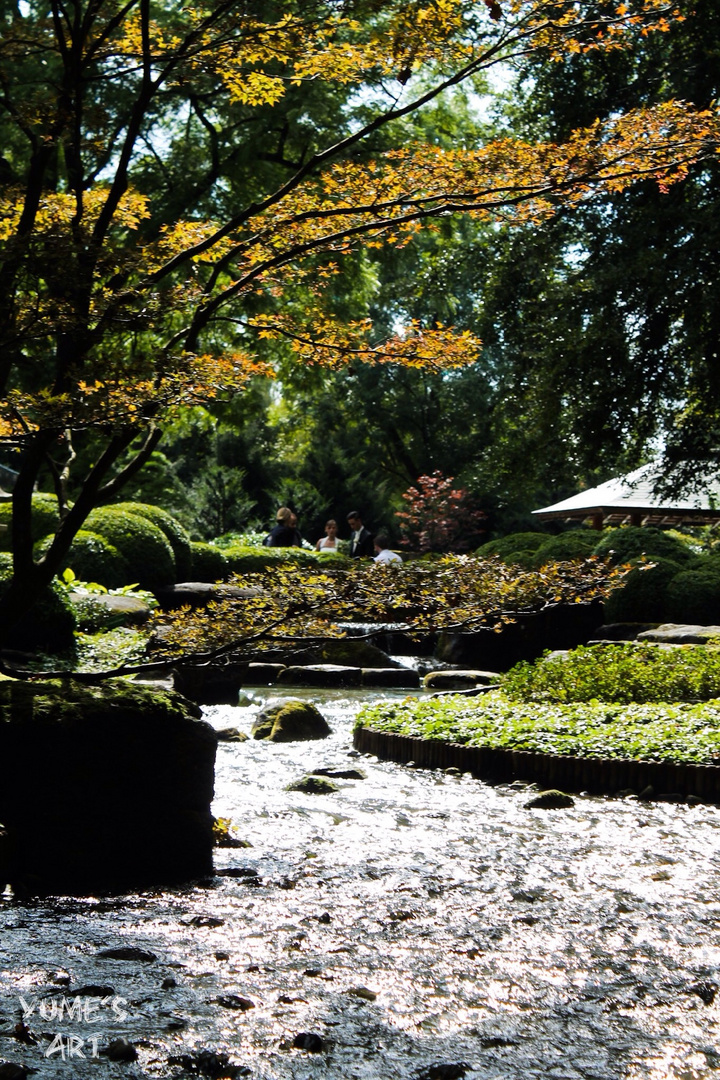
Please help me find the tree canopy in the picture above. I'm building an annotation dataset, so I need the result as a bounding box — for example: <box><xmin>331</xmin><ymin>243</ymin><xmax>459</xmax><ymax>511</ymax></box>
<box><xmin>0</xmin><ymin>0</ymin><xmax>718</xmax><ymax>642</ymax></box>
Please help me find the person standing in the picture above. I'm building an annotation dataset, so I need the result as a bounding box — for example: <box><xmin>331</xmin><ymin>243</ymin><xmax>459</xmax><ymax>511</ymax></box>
<box><xmin>346</xmin><ymin>510</ymin><xmax>374</xmax><ymax>558</ymax></box>
<box><xmin>373</xmin><ymin>534</ymin><xmax>402</xmax><ymax>564</ymax></box>
<box><xmin>316</xmin><ymin>519</ymin><xmax>340</xmax><ymax>552</ymax></box>
<box><xmin>264</xmin><ymin>507</ymin><xmax>302</xmax><ymax>547</ymax></box>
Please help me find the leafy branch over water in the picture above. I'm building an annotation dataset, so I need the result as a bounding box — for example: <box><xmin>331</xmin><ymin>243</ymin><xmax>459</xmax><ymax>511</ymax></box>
<box><xmin>148</xmin><ymin>555</ymin><xmax>628</xmax><ymax>663</ymax></box>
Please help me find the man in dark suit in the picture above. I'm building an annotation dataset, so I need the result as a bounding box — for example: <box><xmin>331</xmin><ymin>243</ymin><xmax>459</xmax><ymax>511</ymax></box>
<box><xmin>346</xmin><ymin>510</ymin><xmax>374</xmax><ymax>558</ymax></box>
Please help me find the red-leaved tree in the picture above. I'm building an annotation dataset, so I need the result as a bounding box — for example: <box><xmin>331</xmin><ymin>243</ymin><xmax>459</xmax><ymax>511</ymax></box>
<box><xmin>396</xmin><ymin>471</ymin><xmax>487</xmax><ymax>553</ymax></box>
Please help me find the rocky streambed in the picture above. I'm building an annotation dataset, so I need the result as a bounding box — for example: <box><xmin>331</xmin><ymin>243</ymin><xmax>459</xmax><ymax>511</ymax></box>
<box><xmin>1</xmin><ymin>687</ymin><xmax>719</xmax><ymax>1079</ymax></box>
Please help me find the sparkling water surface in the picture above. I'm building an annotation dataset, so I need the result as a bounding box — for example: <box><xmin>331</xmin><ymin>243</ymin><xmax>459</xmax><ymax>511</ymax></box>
<box><xmin>1</xmin><ymin>687</ymin><xmax>719</xmax><ymax>1079</ymax></box>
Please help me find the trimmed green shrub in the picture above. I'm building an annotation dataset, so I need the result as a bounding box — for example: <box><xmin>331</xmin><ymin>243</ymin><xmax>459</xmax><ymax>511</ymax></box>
<box><xmin>34</xmin><ymin>529</ymin><xmax>130</xmax><ymax>590</ymax></box>
<box><xmin>0</xmin><ymin>553</ymin><xmax>76</xmax><ymax>651</ymax></box>
<box><xmin>665</xmin><ymin>569</ymin><xmax>720</xmax><ymax>624</ymax></box>
<box><xmin>222</xmin><ymin>544</ymin><xmax>319</xmax><ymax>575</ymax></box>
<box><xmin>189</xmin><ymin>541</ymin><xmax>229</xmax><ymax>582</ymax></box>
<box><xmin>603</xmin><ymin>557</ymin><xmax>683</xmax><ymax>622</ymax></box>
<box><xmin>112</xmin><ymin>502</ymin><xmax>193</xmax><ymax>580</ymax></box>
<box><xmin>530</xmin><ymin>529</ymin><xmax>599</xmax><ymax>567</ymax></box>
<box><xmin>476</xmin><ymin>532</ymin><xmax>548</xmax><ymax>560</ymax></box>
<box><xmin>593</xmin><ymin>525</ymin><xmax>694</xmax><ymax>566</ymax></box>
<box><xmin>84</xmin><ymin>506</ymin><xmax>176</xmax><ymax>590</ymax></box>
<box><xmin>502</xmin><ymin>641</ymin><xmax>720</xmax><ymax>704</ymax></box>
<box><xmin>0</xmin><ymin>492</ymin><xmax>61</xmax><ymax>553</ymax></box>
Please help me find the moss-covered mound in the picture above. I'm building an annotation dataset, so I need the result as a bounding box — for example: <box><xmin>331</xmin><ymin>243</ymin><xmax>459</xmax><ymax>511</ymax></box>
<box><xmin>189</xmin><ymin>541</ymin><xmax>229</xmax><ymax>582</ymax></box>
<box><xmin>530</xmin><ymin>530</ymin><xmax>599</xmax><ymax>567</ymax></box>
<box><xmin>223</xmin><ymin>544</ymin><xmax>319</xmax><ymax>574</ymax></box>
<box><xmin>35</xmin><ymin>529</ymin><xmax>130</xmax><ymax>589</ymax></box>
<box><xmin>476</xmin><ymin>532</ymin><xmax>548</xmax><ymax>563</ymax></box>
<box><xmin>0</xmin><ymin>492</ymin><xmax>61</xmax><ymax>553</ymax></box>
<box><xmin>0</xmin><ymin>553</ymin><xmax>76</xmax><ymax>651</ymax></box>
<box><xmin>593</xmin><ymin>525</ymin><xmax>694</xmax><ymax>566</ymax></box>
<box><xmin>85</xmin><ymin>506</ymin><xmax>176</xmax><ymax>590</ymax></box>
<box><xmin>113</xmin><ymin>502</ymin><xmax>193</xmax><ymax>580</ymax></box>
<box><xmin>0</xmin><ymin>679</ymin><xmax>216</xmax><ymax>894</ymax></box>
<box><xmin>604</xmin><ymin>557</ymin><xmax>684</xmax><ymax>622</ymax></box>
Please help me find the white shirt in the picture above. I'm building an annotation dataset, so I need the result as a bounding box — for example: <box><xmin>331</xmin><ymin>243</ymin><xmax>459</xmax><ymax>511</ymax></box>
<box><xmin>373</xmin><ymin>548</ymin><xmax>402</xmax><ymax>564</ymax></box>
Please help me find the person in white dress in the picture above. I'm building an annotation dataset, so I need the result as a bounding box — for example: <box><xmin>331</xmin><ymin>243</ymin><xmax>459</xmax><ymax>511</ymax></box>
<box><xmin>316</xmin><ymin>519</ymin><xmax>340</xmax><ymax>552</ymax></box>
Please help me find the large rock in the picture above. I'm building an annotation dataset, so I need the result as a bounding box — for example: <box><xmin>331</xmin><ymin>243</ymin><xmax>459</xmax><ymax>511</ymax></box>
<box><xmin>70</xmin><ymin>591</ymin><xmax>151</xmax><ymax>627</ymax></box>
<box><xmin>0</xmin><ymin>680</ymin><xmax>217</xmax><ymax>895</ymax></box>
<box><xmin>251</xmin><ymin>698</ymin><xmax>331</xmax><ymax>742</ymax></box>
<box><xmin>276</xmin><ymin>664</ymin><xmax>362</xmax><ymax>688</ymax></box>
<box><xmin>636</xmin><ymin>623</ymin><xmax>720</xmax><ymax>644</ymax></box>
<box><xmin>154</xmin><ymin>582</ymin><xmax>262</xmax><ymax>610</ymax></box>
<box><xmin>423</xmin><ymin>669</ymin><xmax>501</xmax><ymax>691</ymax></box>
<box><xmin>361</xmin><ymin>667</ymin><xmax>420</xmax><ymax>688</ymax></box>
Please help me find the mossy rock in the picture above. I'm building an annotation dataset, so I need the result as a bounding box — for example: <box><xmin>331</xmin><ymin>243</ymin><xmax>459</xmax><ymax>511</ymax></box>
<box><xmin>35</xmin><ymin>529</ymin><xmax>130</xmax><ymax>589</ymax></box>
<box><xmin>113</xmin><ymin>503</ymin><xmax>193</xmax><ymax>580</ymax></box>
<box><xmin>0</xmin><ymin>553</ymin><xmax>76</xmax><ymax>652</ymax></box>
<box><xmin>0</xmin><ymin>680</ymin><xmax>214</xmax><ymax>894</ymax></box>
<box><xmin>476</xmin><ymin>532</ymin><xmax>548</xmax><ymax>561</ymax></box>
<box><xmin>665</xmin><ymin>569</ymin><xmax>720</xmax><ymax>624</ymax></box>
<box><xmin>524</xmin><ymin>790</ymin><xmax>575</xmax><ymax>809</ymax></box>
<box><xmin>286</xmin><ymin>774</ymin><xmax>340</xmax><ymax>794</ymax></box>
<box><xmin>530</xmin><ymin>529</ymin><xmax>599</xmax><ymax>568</ymax></box>
<box><xmin>604</xmin><ymin>557</ymin><xmax>684</xmax><ymax>623</ymax></box>
<box><xmin>85</xmin><ymin>506</ymin><xmax>176</xmax><ymax>590</ymax></box>
<box><xmin>0</xmin><ymin>492</ymin><xmax>62</xmax><ymax>553</ymax></box>
<box><xmin>593</xmin><ymin>526</ymin><xmax>694</xmax><ymax>567</ymax></box>
<box><xmin>315</xmin><ymin>639</ymin><xmax>401</xmax><ymax>668</ymax></box>
<box><xmin>189</xmin><ymin>541</ymin><xmax>229</xmax><ymax>583</ymax></box>
<box><xmin>251</xmin><ymin>698</ymin><xmax>331</xmax><ymax>742</ymax></box>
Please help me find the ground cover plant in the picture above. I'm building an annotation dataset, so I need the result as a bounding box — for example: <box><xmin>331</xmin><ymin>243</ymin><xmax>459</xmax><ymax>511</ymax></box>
<box><xmin>501</xmin><ymin>642</ymin><xmax>720</xmax><ymax>704</ymax></box>
<box><xmin>354</xmin><ymin>692</ymin><xmax>720</xmax><ymax>765</ymax></box>
<box><xmin>355</xmin><ymin>641</ymin><xmax>720</xmax><ymax>766</ymax></box>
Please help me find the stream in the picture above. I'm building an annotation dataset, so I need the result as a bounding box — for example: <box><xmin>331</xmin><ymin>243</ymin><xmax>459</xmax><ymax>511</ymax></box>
<box><xmin>1</xmin><ymin>686</ymin><xmax>720</xmax><ymax>1079</ymax></box>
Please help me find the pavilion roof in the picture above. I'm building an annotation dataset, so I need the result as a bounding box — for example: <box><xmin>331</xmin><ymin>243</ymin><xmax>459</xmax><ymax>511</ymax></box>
<box><xmin>533</xmin><ymin>463</ymin><xmax>720</xmax><ymax>526</ymax></box>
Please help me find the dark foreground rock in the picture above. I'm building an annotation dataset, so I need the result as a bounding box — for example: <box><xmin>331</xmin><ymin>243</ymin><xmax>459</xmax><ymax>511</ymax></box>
<box><xmin>0</xmin><ymin>679</ymin><xmax>217</xmax><ymax>895</ymax></box>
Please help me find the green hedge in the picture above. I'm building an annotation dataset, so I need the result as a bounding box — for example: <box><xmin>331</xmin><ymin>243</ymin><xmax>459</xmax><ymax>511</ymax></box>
<box><xmin>593</xmin><ymin>525</ymin><xmax>694</xmax><ymax>566</ymax></box>
<box><xmin>530</xmin><ymin>529</ymin><xmax>599</xmax><ymax>567</ymax></box>
<box><xmin>476</xmin><ymin>532</ymin><xmax>548</xmax><ymax>561</ymax></box>
<box><xmin>112</xmin><ymin>502</ymin><xmax>193</xmax><ymax>580</ymax></box>
<box><xmin>84</xmin><ymin>506</ymin><xmax>176</xmax><ymax>590</ymax></box>
<box><xmin>603</xmin><ymin>557</ymin><xmax>683</xmax><ymax>622</ymax></box>
<box><xmin>189</xmin><ymin>541</ymin><xmax>229</xmax><ymax>582</ymax></box>
<box><xmin>0</xmin><ymin>492</ymin><xmax>61</xmax><ymax>553</ymax></box>
<box><xmin>35</xmin><ymin>529</ymin><xmax>130</xmax><ymax>589</ymax></box>
<box><xmin>665</xmin><ymin>568</ymin><xmax>720</xmax><ymax>625</ymax></box>
<box><xmin>222</xmin><ymin>544</ymin><xmax>320</xmax><ymax>575</ymax></box>
<box><xmin>502</xmin><ymin>641</ymin><xmax>720</xmax><ymax>704</ymax></box>
<box><xmin>0</xmin><ymin>553</ymin><xmax>76</xmax><ymax>651</ymax></box>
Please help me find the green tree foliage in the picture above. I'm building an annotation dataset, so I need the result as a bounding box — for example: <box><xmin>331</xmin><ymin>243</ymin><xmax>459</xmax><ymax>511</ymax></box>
<box><xmin>468</xmin><ymin>0</ymin><xmax>720</xmax><ymax>497</ymax></box>
<box><xmin>0</xmin><ymin>0</ymin><xmax>716</xmax><ymax>658</ymax></box>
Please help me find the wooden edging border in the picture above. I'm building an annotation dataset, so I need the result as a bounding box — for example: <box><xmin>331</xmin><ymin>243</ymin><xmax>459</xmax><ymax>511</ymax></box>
<box><xmin>353</xmin><ymin>726</ymin><xmax>720</xmax><ymax>803</ymax></box>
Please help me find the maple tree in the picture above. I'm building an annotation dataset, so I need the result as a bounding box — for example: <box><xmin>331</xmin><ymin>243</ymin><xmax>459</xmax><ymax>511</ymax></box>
<box><xmin>396</xmin><ymin>470</ymin><xmax>487</xmax><ymax>551</ymax></box>
<box><xmin>0</xmin><ymin>0</ymin><xmax>718</xmax><ymax>648</ymax></box>
<box><xmin>147</xmin><ymin>555</ymin><xmax>628</xmax><ymax>670</ymax></box>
